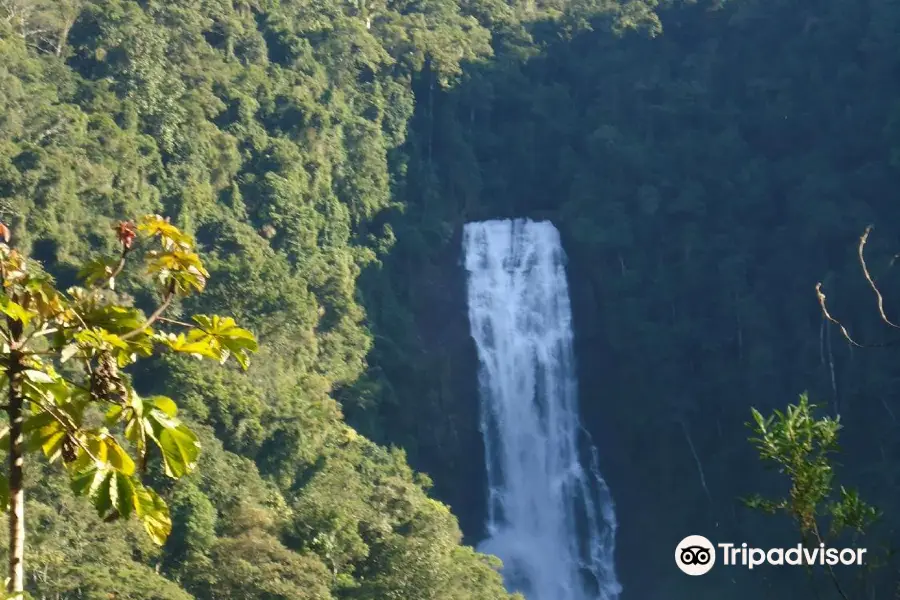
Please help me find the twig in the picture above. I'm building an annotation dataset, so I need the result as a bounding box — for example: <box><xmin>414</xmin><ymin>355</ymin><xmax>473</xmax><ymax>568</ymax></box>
<box><xmin>816</xmin><ymin>282</ymin><xmax>900</xmax><ymax>348</ymax></box>
<box><xmin>157</xmin><ymin>316</ymin><xmax>194</xmax><ymax>329</ymax></box>
<box><xmin>108</xmin><ymin>246</ymin><xmax>130</xmax><ymax>283</ymax></box>
<box><xmin>812</xmin><ymin>522</ymin><xmax>850</xmax><ymax>600</ymax></box>
<box><xmin>679</xmin><ymin>418</ymin><xmax>713</xmax><ymax>509</ymax></box>
<box><xmin>157</xmin><ymin>316</ymin><xmax>213</xmax><ymax>337</ymax></box>
<box><xmin>825</xmin><ymin>319</ymin><xmax>837</xmax><ymax>414</ymax></box>
<box><xmin>120</xmin><ymin>281</ymin><xmax>175</xmax><ymax>341</ymax></box>
<box><xmin>858</xmin><ymin>225</ymin><xmax>900</xmax><ymax>328</ymax></box>
<box><xmin>816</xmin><ymin>282</ymin><xmax>863</xmax><ymax>347</ymax></box>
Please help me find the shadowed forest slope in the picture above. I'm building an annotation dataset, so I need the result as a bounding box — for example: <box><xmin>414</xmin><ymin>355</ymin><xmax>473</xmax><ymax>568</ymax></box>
<box><xmin>352</xmin><ymin>0</ymin><xmax>900</xmax><ymax>597</ymax></box>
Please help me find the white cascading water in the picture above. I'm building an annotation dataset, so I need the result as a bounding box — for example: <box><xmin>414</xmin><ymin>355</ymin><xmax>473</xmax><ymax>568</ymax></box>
<box><xmin>463</xmin><ymin>219</ymin><xmax>621</xmax><ymax>600</ymax></box>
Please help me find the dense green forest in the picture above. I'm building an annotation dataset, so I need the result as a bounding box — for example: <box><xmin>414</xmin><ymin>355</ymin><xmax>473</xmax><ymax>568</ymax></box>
<box><xmin>0</xmin><ymin>0</ymin><xmax>524</xmax><ymax>597</ymax></box>
<box><xmin>1</xmin><ymin>0</ymin><xmax>900</xmax><ymax>598</ymax></box>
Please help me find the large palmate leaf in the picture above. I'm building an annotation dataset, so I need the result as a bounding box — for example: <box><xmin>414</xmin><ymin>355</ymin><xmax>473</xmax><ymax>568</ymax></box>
<box><xmin>105</xmin><ymin>391</ymin><xmax>148</xmax><ymax>460</ymax></box>
<box><xmin>159</xmin><ymin>329</ymin><xmax>222</xmax><ymax>361</ymax></box>
<box><xmin>105</xmin><ymin>393</ymin><xmax>199</xmax><ymax>478</ymax></box>
<box><xmin>145</xmin><ymin>249</ymin><xmax>209</xmax><ymax>293</ymax></box>
<box><xmin>73</xmin><ymin>326</ymin><xmax>151</xmax><ymax>366</ymax></box>
<box><xmin>81</xmin><ymin>431</ymin><xmax>136</xmax><ymax>476</ymax></box>
<box><xmin>144</xmin><ymin>407</ymin><xmax>200</xmax><ymax>478</ymax></box>
<box><xmin>23</xmin><ymin>411</ymin><xmax>66</xmax><ymax>462</ymax></box>
<box><xmin>134</xmin><ymin>484</ymin><xmax>172</xmax><ymax>544</ymax></box>
<box><xmin>69</xmin><ymin>457</ymin><xmax>168</xmax><ymax>541</ymax></box>
<box><xmin>191</xmin><ymin>314</ymin><xmax>258</xmax><ymax>369</ymax></box>
<box><xmin>160</xmin><ymin>315</ymin><xmax>257</xmax><ymax>368</ymax></box>
<box><xmin>137</xmin><ymin>215</ymin><xmax>194</xmax><ymax>249</ymax></box>
<box><xmin>82</xmin><ymin>305</ymin><xmax>147</xmax><ymax>336</ymax></box>
<box><xmin>0</xmin><ymin>297</ymin><xmax>32</xmax><ymax>326</ymax></box>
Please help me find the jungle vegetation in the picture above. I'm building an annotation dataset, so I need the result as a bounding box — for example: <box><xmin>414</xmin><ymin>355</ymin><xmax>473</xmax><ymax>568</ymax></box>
<box><xmin>2</xmin><ymin>0</ymin><xmax>900</xmax><ymax>598</ymax></box>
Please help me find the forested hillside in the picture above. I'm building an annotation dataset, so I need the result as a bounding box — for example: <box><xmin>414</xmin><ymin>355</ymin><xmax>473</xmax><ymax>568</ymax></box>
<box><xmin>0</xmin><ymin>0</ymin><xmax>543</xmax><ymax>597</ymax></box>
<box><xmin>2</xmin><ymin>0</ymin><xmax>900</xmax><ymax>598</ymax></box>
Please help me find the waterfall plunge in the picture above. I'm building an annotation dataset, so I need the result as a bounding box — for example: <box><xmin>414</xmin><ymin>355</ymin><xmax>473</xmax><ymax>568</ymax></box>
<box><xmin>463</xmin><ymin>219</ymin><xmax>621</xmax><ymax>600</ymax></box>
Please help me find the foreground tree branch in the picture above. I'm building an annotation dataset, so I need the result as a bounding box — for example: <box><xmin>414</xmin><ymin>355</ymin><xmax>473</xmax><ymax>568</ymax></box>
<box><xmin>0</xmin><ymin>215</ymin><xmax>258</xmax><ymax>598</ymax></box>
<box><xmin>745</xmin><ymin>396</ymin><xmax>879</xmax><ymax>600</ymax></box>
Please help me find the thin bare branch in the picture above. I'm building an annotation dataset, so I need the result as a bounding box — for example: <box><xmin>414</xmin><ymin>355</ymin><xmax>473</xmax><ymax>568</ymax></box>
<box><xmin>679</xmin><ymin>418</ymin><xmax>712</xmax><ymax>509</ymax></box>
<box><xmin>108</xmin><ymin>246</ymin><xmax>130</xmax><ymax>283</ymax></box>
<box><xmin>156</xmin><ymin>316</ymin><xmax>194</xmax><ymax>329</ymax></box>
<box><xmin>812</xmin><ymin>521</ymin><xmax>851</xmax><ymax>600</ymax></box>
<box><xmin>156</xmin><ymin>316</ymin><xmax>212</xmax><ymax>336</ymax></box>
<box><xmin>120</xmin><ymin>281</ymin><xmax>175</xmax><ymax>341</ymax></box>
<box><xmin>816</xmin><ymin>282</ymin><xmax>863</xmax><ymax>347</ymax></box>
<box><xmin>858</xmin><ymin>225</ymin><xmax>900</xmax><ymax>329</ymax></box>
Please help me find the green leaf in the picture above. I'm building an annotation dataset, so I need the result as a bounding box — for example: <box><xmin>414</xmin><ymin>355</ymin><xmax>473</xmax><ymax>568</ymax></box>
<box><xmin>162</xmin><ymin>330</ymin><xmax>220</xmax><ymax>360</ymax></box>
<box><xmin>0</xmin><ymin>297</ymin><xmax>33</xmax><ymax>326</ymax></box>
<box><xmin>83</xmin><ymin>305</ymin><xmax>145</xmax><ymax>333</ymax></box>
<box><xmin>191</xmin><ymin>314</ymin><xmax>258</xmax><ymax>369</ymax></box>
<box><xmin>70</xmin><ymin>463</ymin><xmax>107</xmax><ymax>499</ymax></box>
<box><xmin>27</xmin><ymin>420</ymin><xmax>66</xmax><ymax>462</ymax></box>
<box><xmin>22</xmin><ymin>369</ymin><xmax>53</xmax><ymax>384</ymax></box>
<box><xmin>70</xmin><ymin>462</ymin><xmax>141</xmax><ymax>522</ymax></box>
<box><xmin>112</xmin><ymin>393</ymin><xmax>147</xmax><ymax>456</ymax></box>
<box><xmin>21</xmin><ymin>411</ymin><xmax>56</xmax><ymax>434</ymax></box>
<box><xmin>22</xmin><ymin>376</ymin><xmax>73</xmax><ymax>407</ymax></box>
<box><xmin>93</xmin><ymin>471</ymin><xmax>114</xmax><ymax>516</ymax></box>
<box><xmin>750</xmin><ymin>407</ymin><xmax>764</xmax><ymax>430</ymax></box>
<box><xmin>145</xmin><ymin>249</ymin><xmax>209</xmax><ymax>293</ymax></box>
<box><xmin>77</xmin><ymin>257</ymin><xmax>119</xmax><ymax>288</ymax></box>
<box><xmin>138</xmin><ymin>215</ymin><xmax>194</xmax><ymax>249</ymax></box>
<box><xmin>104</xmin><ymin>438</ymin><xmax>136</xmax><ymax>476</ymax></box>
<box><xmin>154</xmin><ymin>423</ymin><xmax>200</xmax><ymax>478</ymax></box>
<box><xmin>59</xmin><ymin>343</ymin><xmax>79</xmax><ymax>363</ymax></box>
<box><xmin>104</xmin><ymin>405</ymin><xmax>125</xmax><ymax>427</ymax></box>
<box><xmin>134</xmin><ymin>484</ymin><xmax>171</xmax><ymax>545</ymax></box>
<box><xmin>149</xmin><ymin>396</ymin><xmax>177</xmax><ymax>417</ymax></box>
<box><xmin>112</xmin><ymin>472</ymin><xmax>136</xmax><ymax>519</ymax></box>
<box><xmin>74</xmin><ymin>328</ymin><xmax>129</xmax><ymax>352</ymax></box>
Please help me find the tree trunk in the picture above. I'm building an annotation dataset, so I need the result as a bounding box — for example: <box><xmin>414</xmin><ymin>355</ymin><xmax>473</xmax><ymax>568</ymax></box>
<box><xmin>7</xmin><ymin>325</ymin><xmax>24</xmax><ymax>599</ymax></box>
<box><xmin>55</xmin><ymin>20</ymin><xmax>72</xmax><ymax>57</ymax></box>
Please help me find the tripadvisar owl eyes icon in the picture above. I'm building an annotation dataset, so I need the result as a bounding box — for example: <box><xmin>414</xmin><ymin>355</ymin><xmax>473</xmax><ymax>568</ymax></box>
<box><xmin>680</xmin><ymin>545</ymin><xmax>711</xmax><ymax>565</ymax></box>
<box><xmin>675</xmin><ymin>535</ymin><xmax>716</xmax><ymax>575</ymax></box>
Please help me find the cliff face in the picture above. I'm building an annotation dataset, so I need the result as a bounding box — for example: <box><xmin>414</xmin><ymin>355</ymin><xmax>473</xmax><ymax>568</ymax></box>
<box><xmin>350</xmin><ymin>226</ymin><xmax>489</xmax><ymax>540</ymax></box>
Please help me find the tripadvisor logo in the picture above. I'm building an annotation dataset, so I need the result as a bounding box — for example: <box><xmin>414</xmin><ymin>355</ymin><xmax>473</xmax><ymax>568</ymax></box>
<box><xmin>675</xmin><ymin>535</ymin><xmax>867</xmax><ymax>575</ymax></box>
<box><xmin>675</xmin><ymin>535</ymin><xmax>716</xmax><ymax>575</ymax></box>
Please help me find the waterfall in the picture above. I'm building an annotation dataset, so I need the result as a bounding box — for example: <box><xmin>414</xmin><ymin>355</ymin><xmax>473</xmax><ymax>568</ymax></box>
<box><xmin>463</xmin><ymin>219</ymin><xmax>621</xmax><ymax>600</ymax></box>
